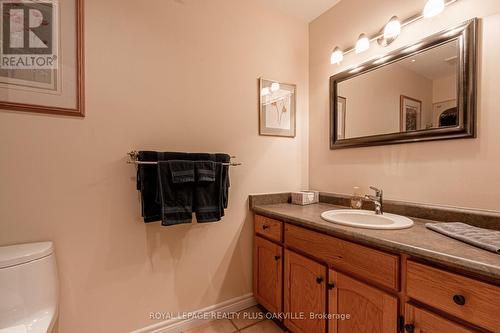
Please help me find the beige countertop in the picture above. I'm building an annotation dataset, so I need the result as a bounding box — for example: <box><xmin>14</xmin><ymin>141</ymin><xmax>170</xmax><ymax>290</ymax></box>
<box><xmin>252</xmin><ymin>202</ymin><xmax>500</xmax><ymax>281</ymax></box>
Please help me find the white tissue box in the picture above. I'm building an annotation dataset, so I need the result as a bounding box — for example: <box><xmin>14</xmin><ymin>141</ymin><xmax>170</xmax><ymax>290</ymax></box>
<box><xmin>291</xmin><ymin>191</ymin><xmax>319</xmax><ymax>205</ymax></box>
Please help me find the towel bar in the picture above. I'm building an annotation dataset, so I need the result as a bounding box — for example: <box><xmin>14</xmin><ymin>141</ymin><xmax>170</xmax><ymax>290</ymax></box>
<box><xmin>126</xmin><ymin>151</ymin><xmax>242</xmax><ymax>167</ymax></box>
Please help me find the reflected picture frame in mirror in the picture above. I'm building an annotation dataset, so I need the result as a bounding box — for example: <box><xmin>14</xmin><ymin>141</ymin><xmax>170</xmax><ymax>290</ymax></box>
<box><xmin>329</xmin><ymin>18</ymin><xmax>477</xmax><ymax>149</ymax></box>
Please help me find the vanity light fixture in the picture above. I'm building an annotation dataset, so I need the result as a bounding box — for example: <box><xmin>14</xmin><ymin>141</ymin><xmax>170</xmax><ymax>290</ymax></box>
<box><xmin>383</xmin><ymin>16</ymin><xmax>401</xmax><ymax>39</ymax></box>
<box><xmin>270</xmin><ymin>82</ymin><xmax>280</xmax><ymax>92</ymax></box>
<box><xmin>424</xmin><ymin>0</ymin><xmax>445</xmax><ymax>18</ymax></box>
<box><xmin>378</xmin><ymin>16</ymin><xmax>401</xmax><ymax>47</ymax></box>
<box><xmin>330</xmin><ymin>47</ymin><xmax>343</xmax><ymax>64</ymax></box>
<box><xmin>328</xmin><ymin>0</ymin><xmax>459</xmax><ymax>65</ymax></box>
<box><xmin>355</xmin><ymin>34</ymin><xmax>370</xmax><ymax>54</ymax></box>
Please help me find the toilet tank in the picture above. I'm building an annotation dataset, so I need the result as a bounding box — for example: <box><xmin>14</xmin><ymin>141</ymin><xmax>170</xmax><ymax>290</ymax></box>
<box><xmin>0</xmin><ymin>242</ymin><xmax>59</xmax><ymax>332</ymax></box>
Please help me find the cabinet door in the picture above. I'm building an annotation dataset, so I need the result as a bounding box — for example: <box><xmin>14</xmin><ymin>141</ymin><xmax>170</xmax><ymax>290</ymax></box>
<box><xmin>253</xmin><ymin>236</ymin><xmax>282</xmax><ymax>313</ymax></box>
<box><xmin>329</xmin><ymin>270</ymin><xmax>397</xmax><ymax>333</ymax></box>
<box><xmin>404</xmin><ymin>304</ymin><xmax>476</xmax><ymax>333</ymax></box>
<box><xmin>285</xmin><ymin>249</ymin><xmax>326</xmax><ymax>333</ymax></box>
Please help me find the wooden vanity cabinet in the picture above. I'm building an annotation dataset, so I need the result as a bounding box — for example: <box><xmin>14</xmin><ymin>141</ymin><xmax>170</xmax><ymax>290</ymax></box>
<box><xmin>253</xmin><ymin>235</ymin><xmax>282</xmax><ymax>314</ymax></box>
<box><xmin>328</xmin><ymin>270</ymin><xmax>398</xmax><ymax>333</ymax></box>
<box><xmin>253</xmin><ymin>214</ymin><xmax>500</xmax><ymax>333</ymax></box>
<box><xmin>284</xmin><ymin>249</ymin><xmax>327</xmax><ymax>333</ymax></box>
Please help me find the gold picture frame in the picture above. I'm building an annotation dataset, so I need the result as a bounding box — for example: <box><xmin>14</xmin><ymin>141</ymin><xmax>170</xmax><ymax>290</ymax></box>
<box><xmin>0</xmin><ymin>0</ymin><xmax>85</xmax><ymax>117</ymax></box>
<box><xmin>259</xmin><ymin>78</ymin><xmax>296</xmax><ymax>137</ymax></box>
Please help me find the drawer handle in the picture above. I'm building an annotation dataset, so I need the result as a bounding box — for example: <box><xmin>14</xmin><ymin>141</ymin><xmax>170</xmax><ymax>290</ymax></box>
<box><xmin>327</xmin><ymin>282</ymin><xmax>335</xmax><ymax>290</ymax></box>
<box><xmin>274</xmin><ymin>255</ymin><xmax>281</xmax><ymax>261</ymax></box>
<box><xmin>316</xmin><ymin>277</ymin><xmax>324</xmax><ymax>284</ymax></box>
<box><xmin>262</xmin><ymin>224</ymin><xmax>270</xmax><ymax>230</ymax></box>
<box><xmin>404</xmin><ymin>324</ymin><xmax>415</xmax><ymax>333</ymax></box>
<box><xmin>453</xmin><ymin>294</ymin><xmax>466</xmax><ymax>306</ymax></box>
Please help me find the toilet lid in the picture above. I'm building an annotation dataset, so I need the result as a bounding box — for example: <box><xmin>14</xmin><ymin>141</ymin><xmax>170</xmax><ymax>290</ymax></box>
<box><xmin>0</xmin><ymin>242</ymin><xmax>53</xmax><ymax>269</ymax></box>
<box><xmin>0</xmin><ymin>325</ymin><xmax>27</xmax><ymax>333</ymax></box>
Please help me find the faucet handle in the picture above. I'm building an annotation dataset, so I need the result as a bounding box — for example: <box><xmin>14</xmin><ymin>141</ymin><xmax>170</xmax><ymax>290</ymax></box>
<box><xmin>369</xmin><ymin>186</ymin><xmax>383</xmax><ymax>196</ymax></box>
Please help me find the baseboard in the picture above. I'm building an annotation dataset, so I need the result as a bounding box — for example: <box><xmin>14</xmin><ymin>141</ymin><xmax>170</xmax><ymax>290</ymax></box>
<box><xmin>130</xmin><ymin>293</ymin><xmax>256</xmax><ymax>333</ymax></box>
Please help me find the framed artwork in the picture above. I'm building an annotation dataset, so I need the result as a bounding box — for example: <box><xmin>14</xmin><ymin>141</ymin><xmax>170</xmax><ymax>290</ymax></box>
<box><xmin>259</xmin><ymin>78</ymin><xmax>296</xmax><ymax>137</ymax></box>
<box><xmin>337</xmin><ymin>96</ymin><xmax>346</xmax><ymax>139</ymax></box>
<box><xmin>400</xmin><ymin>95</ymin><xmax>422</xmax><ymax>132</ymax></box>
<box><xmin>0</xmin><ymin>0</ymin><xmax>84</xmax><ymax>117</ymax></box>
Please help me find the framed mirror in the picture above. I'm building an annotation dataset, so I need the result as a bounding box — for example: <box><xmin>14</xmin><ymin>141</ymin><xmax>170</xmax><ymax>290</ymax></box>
<box><xmin>330</xmin><ymin>18</ymin><xmax>477</xmax><ymax>149</ymax></box>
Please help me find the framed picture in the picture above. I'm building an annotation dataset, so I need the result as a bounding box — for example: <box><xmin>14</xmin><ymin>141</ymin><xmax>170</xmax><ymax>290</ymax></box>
<box><xmin>337</xmin><ymin>96</ymin><xmax>346</xmax><ymax>139</ymax></box>
<box><xmin>0</xmin><ymin>0</ymin><xmax>84</xmax><ymax>117</ymax></box>
<box><xmin>259</xmin><ymin>78</ymin><xmax>296</xmax><ymax>137</ymax></box>
<box><xmin>400</xmin><ymin>95</ymin><xmax>422</xmax><ymax>132</ymax></box>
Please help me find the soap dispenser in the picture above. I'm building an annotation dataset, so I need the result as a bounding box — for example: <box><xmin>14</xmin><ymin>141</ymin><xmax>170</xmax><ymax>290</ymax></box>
<box><xmin>351</xmin><ymin>186</ymin><xmax>363</xmax><ymax>209</ymax></box>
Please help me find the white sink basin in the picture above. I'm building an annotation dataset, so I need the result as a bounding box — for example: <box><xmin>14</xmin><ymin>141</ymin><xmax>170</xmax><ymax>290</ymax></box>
<box><xmin>321</xmin><ymin>209</ymin><xmax>414</xmax><ymax>230</ymax></box>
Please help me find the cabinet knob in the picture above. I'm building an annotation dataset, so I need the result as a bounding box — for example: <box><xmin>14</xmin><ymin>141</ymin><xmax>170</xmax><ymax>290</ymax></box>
<box><xmin>453</xmin><ymin>294</ymin><xmax>466</xmax><ymax>306</ymax></box>
<box><xmin>404</xmin><ymin>324</ymin><xmax>415</xmax><ymax>333</ymax></box>
<box><xmin>316</xmin><ymin>277</ymin><xmax>324</xmax><ymax>284</ymax></box>
<box><xmin>274</xmin><ymin>255</ymin><xmax>281</xmax><ymax>261</ymax></box>
<box><xmin>327</xmin><ymin>282</ymin><xmax>335</xmax><ymax>290</ymax></box>
<box><xmin>262</xmin><ymin>225</ymin><xmax>270</xmax><ymax>230</ymax></box>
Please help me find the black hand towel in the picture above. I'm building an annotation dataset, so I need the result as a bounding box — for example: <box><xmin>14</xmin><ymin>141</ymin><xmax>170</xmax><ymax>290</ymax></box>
<box><xmin>170</xmin><ymin>160</ymin><xmax>195</xmax><ymax>184</ymax></box>
<box><xmin>137</xmin><ymin>151</ymin><xmax>161</xmax><ymax>223</ymax></box>
<box><xmin>215</xmin><ymin>153</ymin><xmax>231</xmax><ymax>209</ymax></box>
<box><xmin>194</xmin><ymin>161</ymin><xmax>224</xmax><ymax>223</ymax></box>
<box><xmin>137</xmin><ymin>151</ymin><xmax>190</xmax><ymax>223</ymax></box>
<box><xmin>195</xmin><ymin>160</ymin><xmax>216</xmax><ymax>182</ymax></box>
<box><xmin>157</xmin><ymin>160</ymin><xmax>195</xmax><ymax>226</ymax></box>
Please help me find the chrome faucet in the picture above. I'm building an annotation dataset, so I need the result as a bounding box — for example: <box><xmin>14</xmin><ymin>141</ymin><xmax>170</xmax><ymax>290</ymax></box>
<box><xmin>365</xmin><ymin>186</ymin><xmax>383</xmax><ymax>215</ymax></box>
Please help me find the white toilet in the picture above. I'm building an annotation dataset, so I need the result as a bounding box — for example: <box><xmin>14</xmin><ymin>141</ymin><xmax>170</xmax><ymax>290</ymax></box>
<box><xmin>0</xmin><ymin>242</ymin><xmax>59</xmax><ymax>333</ymax></box>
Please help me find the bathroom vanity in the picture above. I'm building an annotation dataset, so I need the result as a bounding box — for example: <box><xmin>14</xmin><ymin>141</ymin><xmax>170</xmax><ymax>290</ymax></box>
<box><xmin>250</xmin><ymin>194</ymin><xmax>500</xmax><ymax>333</ymax></box>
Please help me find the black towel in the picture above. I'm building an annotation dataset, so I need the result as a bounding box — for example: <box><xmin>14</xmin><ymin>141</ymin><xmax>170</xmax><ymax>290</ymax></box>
<box><xmin>136</xmin><ymin>151</ymin><xmax>231</xmax><ymax>223</ymax></box>
<box><xmin>215</xmin><ymin>154</ymin><xmax>231</xmax><ymax>209</ymax></box>
<box><xmin>137</xmin><ymin>151</ymin><xmax>189</xmax><ymax>222</ymax></box>
<box><xmin>194</xmin><ymin>161</ymin><xmax>224</xmax><ymax>223</ymax></box>
<box><xmin>195</xmin><ymin>160</ymin><xmax>216</xmax><ymax>182</ymax></box>
<box><xmin>170</xmin><ymin>160</ymin><xmax>195</xmax><ymax>183</ymax></box>
<box><xmin>137</xmin><ymin>151</ymin><xmax>161</xmax><ymax>223</ymax></box>
<box><xmin>157</xmin><ymin>161</ymin><xmax>194</xmax><ymax>226</ymax></box>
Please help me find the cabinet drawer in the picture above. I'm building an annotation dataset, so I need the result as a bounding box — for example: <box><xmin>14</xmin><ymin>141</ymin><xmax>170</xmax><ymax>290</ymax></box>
<box><xmin>407</xmin><ymin>260</ymin><xmax>500</xmax><ymax>332</ymax></box>
<box><xmin>404</xmin><ymin>304</ymin><xmax>476</xmax><ymax>333</ymax></box>
<box><xmin>285</xmin><ymin>224</ymin><xmax>399</xmax><ymax>291</ymax></box>
<box><xmin>255</xmin><ymin>215</ymin><xmax>282</xmax><ymax>242</ymax></box>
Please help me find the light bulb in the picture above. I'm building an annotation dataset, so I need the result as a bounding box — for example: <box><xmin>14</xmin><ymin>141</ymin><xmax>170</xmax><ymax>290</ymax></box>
<box><xmin>384</xmin><ymin>16</ymin><xmax>401</xmax><ymax>39</ymax></box>
<box><xmin>330</xmin><ymin>47</ymin><xmax>343</xmax><ymax>64</ymax></box>
<box><xmin>355</xmin><ymin>33</ymin><xmax>370</xmax><ymax>54</ymax></box>
<box><xmin>270</xmin><ymin>82</ymin><xmax>280</xmax><ymax>92</ymax></box>
<box><xmin>261</xmin><ymin>87</ymin><xmax>270</xmax><ymax>96</ymax></box>
<box><xmin>423</xmin><ymin>0</ymin><xmax>445</xmax><ymax>18</ymax></box>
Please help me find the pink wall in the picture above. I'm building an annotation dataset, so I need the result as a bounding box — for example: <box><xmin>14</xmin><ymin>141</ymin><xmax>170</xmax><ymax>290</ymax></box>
<box><xmin>0</xmin><ymin>1</ymin><xmax>308</xmax><ymax>332</ymax></box>
<box><xmin>309</xmin><ymin>0</ymin><xmax>500</xmax><ymax>210</ymax></box>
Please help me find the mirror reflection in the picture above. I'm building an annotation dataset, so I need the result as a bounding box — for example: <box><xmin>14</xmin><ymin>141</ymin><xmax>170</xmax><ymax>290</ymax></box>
<box><xmin>337</xmin><ymin>40</ymin><xmax>459</xmax><ymax>140</ymax></box>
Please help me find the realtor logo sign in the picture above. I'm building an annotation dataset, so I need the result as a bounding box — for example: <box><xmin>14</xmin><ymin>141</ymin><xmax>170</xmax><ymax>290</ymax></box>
<box><xmin>0</xmin><ymin>0</ymin><xmax>58</xmax><ymax>69</ymax></box>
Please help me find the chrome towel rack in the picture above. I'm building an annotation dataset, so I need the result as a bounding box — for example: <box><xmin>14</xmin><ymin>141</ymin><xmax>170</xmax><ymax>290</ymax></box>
<box><xmin>126</xmin><ymin>151</ymin><xmax>242</xmax><ymax>167</ymax></box>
